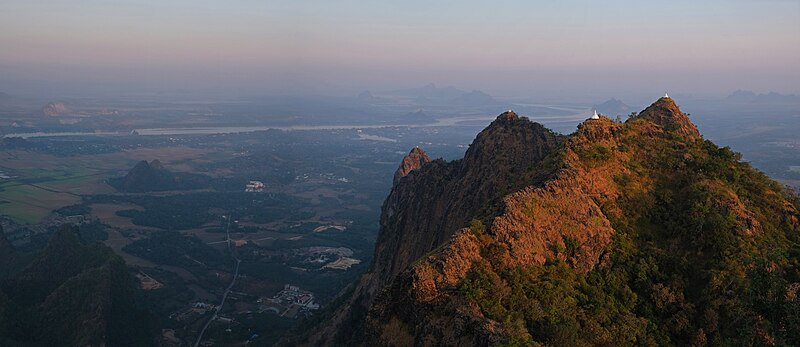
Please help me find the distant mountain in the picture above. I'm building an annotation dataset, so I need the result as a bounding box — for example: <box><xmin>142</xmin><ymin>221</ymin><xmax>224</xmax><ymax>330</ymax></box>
<box><xmin>389</xmin><ymin>83</ymin><xmax>466</xmax><ymax>99</ymax></box>
<box><xmin>453</xmin><ymin>90</ymin><xmax>498</xmax><ymax>105</ymax></box>
<box><xmin>109</xmin><ymin>159</ymin><xmax>212</xmax><ymax>193</ymax></box>
<box><xmin>0</xmin><ymin>224</ymin><xmax>158</xmax><ymax>345</ymax></box>
<box><xmin>357</xmin><ymin>91</ymin><xmax>377</xmax><ymax>102</ymax></box>
<box><xmin>725</xmin><ymin>90</ymin><xmax>800</xmax><ymax>103</ymax></box>
<box><xmin>402</xmin><ymin>109</ymin><xmax>435</xmax><ymax>124</ymax></box>
<box><xmin>386</xmin><ymin>83</ymin><xmax>504</xmax><ymax>107</ymax></box>
<box><xmin>593</xmin><ymin>98</ymin><xmax>631</xmax><ymax>116</ymax></box>
<box><xmin>296</xmin><ymin>97</ymin><xmax>800</xmax><ymax>346</ymax></box>
<box><xmin>41</xmin><ymin>101</ymin><xmax>73</xmax><ymax>117</ymax></box>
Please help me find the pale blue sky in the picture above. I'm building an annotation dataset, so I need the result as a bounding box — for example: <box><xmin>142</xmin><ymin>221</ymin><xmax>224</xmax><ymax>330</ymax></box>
<box><xmin>1</xmin><ymin>0</ymin><xmax>798</xmax><ymax>98</ymax></box>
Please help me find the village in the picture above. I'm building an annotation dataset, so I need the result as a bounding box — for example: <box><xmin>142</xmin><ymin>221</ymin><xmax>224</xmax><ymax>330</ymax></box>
<box><xmin>170</xmin><ymin>284</ymin><xmax>319</xmax><ymax>332</ymax></box>
<box><xmin>257</xmin><ymin>284</ymin><xmax>320</xmax><ymax>318</ymax></box>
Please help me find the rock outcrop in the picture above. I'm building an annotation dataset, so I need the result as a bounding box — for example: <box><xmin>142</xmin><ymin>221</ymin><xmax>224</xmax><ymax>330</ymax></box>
<box><xmin>635</xmin><ymin>96</ymin><xmax>700</xmax><ymax>140</ymax></box>
<box><xmin>393</xmin><ymin>147</ymin><xmax>431</xmax><ymax>184</ymax></box>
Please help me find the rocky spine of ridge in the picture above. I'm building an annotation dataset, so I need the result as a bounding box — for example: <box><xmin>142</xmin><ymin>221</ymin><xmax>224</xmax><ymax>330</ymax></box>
<box><xmin>393</xmin><ymin>147</ymin><xmax>431</xmax><ymax>184</ymax></box>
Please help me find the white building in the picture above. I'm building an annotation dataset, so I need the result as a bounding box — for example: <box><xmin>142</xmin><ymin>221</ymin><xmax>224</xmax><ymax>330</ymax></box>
<box><xmin>245</xmin><ymin>180</ymin><xmax>265</xmax><ymax>192</ymax></box>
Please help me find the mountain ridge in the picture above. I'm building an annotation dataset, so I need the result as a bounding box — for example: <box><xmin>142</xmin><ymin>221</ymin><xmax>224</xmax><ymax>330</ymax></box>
<box><xmin>294</xmin><ymin>97</ymin><xmax>800</xmax><ymax>346</ymax></box>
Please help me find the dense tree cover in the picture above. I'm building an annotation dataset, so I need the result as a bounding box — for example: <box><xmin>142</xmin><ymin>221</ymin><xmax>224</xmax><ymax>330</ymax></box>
<box><xmin>0</xmin><ymin>225</ymin><xmax>158</xmax><ymax>346</ymax></box>
<box><xmin>132</xmin><ymin>266</ymin><xmax>194</xmax><ymax>327</ymax></box>
<box><xmin>123</xmin><ymin>230</ymin><xmax>228</xmax><ymax>269</ymax></box>
<box><xmin>75</xmin><ymin>219</ymin><xmax>110</xmax><ymax>242</ymax></box>
<box><xmin>54</xmin><ymin>203</ymin><xmax>91</xmax><ymax>216</ymax></box>
<box><xmin>88</xmin><ymin>191</ymin><xmax>309</xmax><ymax>230</ymax></box>
<box><xmin>455</xmin><ymin>119</ymin><xmax>800</xmax><ymax>346</ymax></box>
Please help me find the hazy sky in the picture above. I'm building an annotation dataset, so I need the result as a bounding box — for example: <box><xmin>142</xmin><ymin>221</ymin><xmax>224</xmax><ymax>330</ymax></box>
<box><xmin>1</xmin><ymin>0</ymin><xmax>798</xmax><ymax>100</ymax></box>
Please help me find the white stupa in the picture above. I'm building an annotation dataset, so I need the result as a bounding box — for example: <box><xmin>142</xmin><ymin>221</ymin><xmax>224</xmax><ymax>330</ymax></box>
<box><xmin>664</xmin><ymin>92</ymin><xmax>670</xmax><ymax>98</ymax></box>
<box><xmin>590</xmin><ymin>109</ymin><xmax>600</xmax><ymax>120</ymax></box>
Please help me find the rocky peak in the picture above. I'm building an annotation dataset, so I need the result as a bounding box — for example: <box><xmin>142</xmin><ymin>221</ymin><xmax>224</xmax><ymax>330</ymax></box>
<box><xmin>635</xmin><ymin>97</ymin><xmax>700</xmax><ymax>140</ymax></box>
<box><xmin>462</xmin><ymin>112</ymin><xmax>559</xmax><ymax>180</ymax></box>
<box><xmin>377</xmin><ymin>112</ymin><xmax>561</xmax><ymax>286</ymax></box>
<box><xmin>494</xmin><ymin>110</ymin><xmax>519</xmax><ymax>122</ymax></box>
<box><xmin>393</xmin><ymin>147</ymin><xmax>432</xmax><ymax>184</ymax></box>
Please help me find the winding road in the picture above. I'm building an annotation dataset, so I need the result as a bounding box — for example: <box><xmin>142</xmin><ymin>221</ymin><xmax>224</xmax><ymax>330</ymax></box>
<box><xmin>194</xmin><ymin>216</ymin><xmax>241</xmax><ymax>347</ymax></box>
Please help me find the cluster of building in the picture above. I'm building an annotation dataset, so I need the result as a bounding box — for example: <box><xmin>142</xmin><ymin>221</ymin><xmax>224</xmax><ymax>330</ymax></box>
<box><xmin>258</xmin><ymin>284</ymin><xmax>319</xmax><ymax>319</ymax></box>
<box><xmin>245</xmin><ymin>180</ymin><xmax>265</xmax><ymax>192</ymax></box>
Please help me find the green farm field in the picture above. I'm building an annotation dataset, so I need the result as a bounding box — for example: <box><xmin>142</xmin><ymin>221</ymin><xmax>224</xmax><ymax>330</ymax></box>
<box><xmin>0</xmin><ymin>147</ymin><xmax>214</xmax><ymax>224</ymax></box>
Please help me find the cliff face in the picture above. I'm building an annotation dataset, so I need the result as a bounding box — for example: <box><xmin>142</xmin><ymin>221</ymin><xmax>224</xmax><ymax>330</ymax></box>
<box><xmin>375</xmin><ymin>112</ymin><xmax>563</xmax><ymax>288</ymax></box>
<box><xmin>393</xmin><ymin>147</ymin><xmax>431</xmax><ymax>184</ymax></box>
<box><xmin>302</xmin><ymin>98</ymin><xmax>800</xmax><ymax>346</ymax></box>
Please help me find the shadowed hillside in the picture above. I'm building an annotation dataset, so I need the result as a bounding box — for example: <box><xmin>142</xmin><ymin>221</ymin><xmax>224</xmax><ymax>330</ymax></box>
<box><xmin>0</xmin><ymin>225</ymin><xmax>158</xmax><ymax>346</ymax></box>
